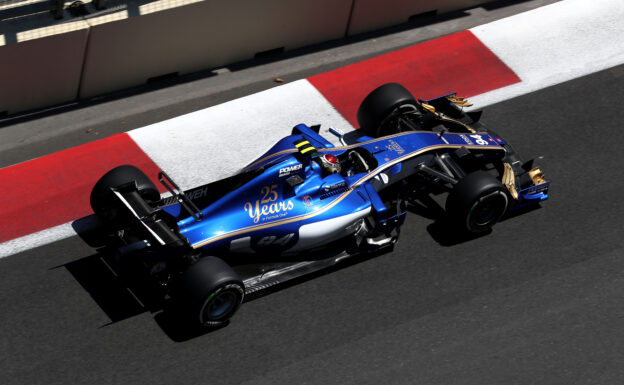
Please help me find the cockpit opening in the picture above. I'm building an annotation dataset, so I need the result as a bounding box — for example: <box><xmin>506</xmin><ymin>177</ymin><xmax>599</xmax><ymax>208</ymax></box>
<box><xmin>337</xmin><ymin>148</ymin><xmax>378</xmax><ymax>177</ymax></box>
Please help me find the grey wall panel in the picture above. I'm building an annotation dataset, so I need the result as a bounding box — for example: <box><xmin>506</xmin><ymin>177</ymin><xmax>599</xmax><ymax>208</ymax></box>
<box><xmin>0</xmin><ymin>30</ymin><xmax>88</xmax><ymax>114</ymax></box>
<box><xmin>79</xmin><ymin>0</ymin><xmax>353</xmax><ymax>98</ymax></box>
<box><xmin>347</xmin><ymin>0</ymin><xmax>488</xmax><ymax>36</ymax></box>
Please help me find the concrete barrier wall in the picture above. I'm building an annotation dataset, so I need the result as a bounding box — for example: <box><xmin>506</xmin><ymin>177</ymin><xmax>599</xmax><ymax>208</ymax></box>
<box><xmin>347</xmin><ymin>0</ymin><xmax>489</xmax><ymax>36</ymax></box>
<box><xmin>1</xmin><ymin>0</ymin><xmax>494</xmax><ymax>114</ymax></box>
<box><xmin>0</xmin><ymin>28</ymin><xmax>88</xmax><ymax>115</ymax></box>
<box><xmin>79</xmin><ymin>0</ymin><xmax>353</xmax><ymax>98</ymax></box>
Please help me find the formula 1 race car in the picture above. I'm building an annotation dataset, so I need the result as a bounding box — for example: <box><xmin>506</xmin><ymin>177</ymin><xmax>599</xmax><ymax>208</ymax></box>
<box><xmin>90</xmin><ymin>83</ymin><xmax>549</xmax><ymax>327</ymax></box>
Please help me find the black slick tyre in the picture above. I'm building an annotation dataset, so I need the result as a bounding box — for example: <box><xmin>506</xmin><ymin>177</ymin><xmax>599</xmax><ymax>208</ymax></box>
<box><xmin>177</xmin><ymin>256</ymin><xmax>244</xmax><ymax>327</ymax></box>
<box><xmin>90</xmin><ymin>165</ymin><xmax>160</xmax><ymax>221</ymax></box>
<box><xmin>357</xmin><ymin>83</ymin><xmax>417</xmax><ymax>137</ymax></box>
<box><xmin>446</xmin><ymin>171</ymin><xmax>508</xmax><ymax>234</ymax></box>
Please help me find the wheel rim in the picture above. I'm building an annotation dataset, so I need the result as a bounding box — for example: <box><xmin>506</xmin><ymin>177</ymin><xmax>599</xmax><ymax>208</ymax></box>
<box><xmin>203</xmin><ymin>290</ymin><xmax>239</xmax><ymax>321</ymax></box>
<box><xmin>468</xmin><ymin>191</ymin><xmax>508</xmax><ymax>231</ymax></box>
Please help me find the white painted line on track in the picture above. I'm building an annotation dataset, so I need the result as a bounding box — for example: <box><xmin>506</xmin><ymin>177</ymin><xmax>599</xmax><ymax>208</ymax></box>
<box><xmin>0</xmin><ymin>222</ymin><xmax>76</xmax><ymax>259</ymax></box>
<box><xmin>468</xmin><ymin>0</ymin><xmax>624</xmax><ymax>108</ymax></box>
<box><xmin>129</xmin><ymin>79</ymin><xmax>354</xmax><ymax>190</ymax></box>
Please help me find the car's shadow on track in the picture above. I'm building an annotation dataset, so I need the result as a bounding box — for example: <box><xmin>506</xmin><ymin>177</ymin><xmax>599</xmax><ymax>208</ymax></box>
<box><xmin>65</xmin><ymin>198</ymin><xmax>542</xmax><ymax>341</ymax></box>
<box><xmin>63</xmin><ymin>253</ymin><xmax>150</xmax><ymax>326</ymax></box>
<box><xmin>407</xmin><ymin>196</ymin><xmax>543</xmax><ymax>246</ymax></box>
<box><xmin>63</xmin><ymin>216</ymin><xmax>164</xmax><ymax>327</ymax></box>
<box><xmin>62</xmin><ymin>244</ymin><xmax>212</xmax><ymax>339</ymax></box>
<box><xmin>154</xmin><ymin>244</ymin><xmax>392</xmax><ymax>341</ymax></box>
<box><xmin>405</xmin><ymin>194</ymin><xmax>486</xmax><ymax>246</ymax></box>
<box><xmin>66</xmin><ymin>215</ymin><xmax>393</xmax><ymax>341</ymax></box>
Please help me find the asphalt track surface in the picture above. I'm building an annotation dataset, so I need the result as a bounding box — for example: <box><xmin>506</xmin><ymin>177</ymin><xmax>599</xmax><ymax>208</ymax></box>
<box><xmin>1</xmin><ymin>61</ymin><xmax>623</xmax><ymax>383</ymax></box>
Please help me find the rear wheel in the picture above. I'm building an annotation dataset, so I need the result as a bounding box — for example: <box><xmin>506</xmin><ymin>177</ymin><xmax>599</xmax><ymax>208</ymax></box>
<box><xmin>176</xmin><ymin>256</ymin><xmax>245</xmax><ymax>327</ymax></box>
<box><xmin>357</xmin><ymin>83</ymin><xmax>417</xmax><ymax>137</ymax></box>
<box><xmin>446</xmin><ymin>171</ymin><xmax>508</xmax><ymax>233</ymax></box>
<box><xmin>90</xmin><ymin>165</ymin><xmax>160</xmax><ymax>222</ymax></box>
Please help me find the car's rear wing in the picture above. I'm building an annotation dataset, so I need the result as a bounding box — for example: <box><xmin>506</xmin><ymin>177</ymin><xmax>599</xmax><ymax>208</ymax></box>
<box><xmin>110</xmin><ymin>183</ymin><xmax>184</xmax><ymax>247</ymax></box>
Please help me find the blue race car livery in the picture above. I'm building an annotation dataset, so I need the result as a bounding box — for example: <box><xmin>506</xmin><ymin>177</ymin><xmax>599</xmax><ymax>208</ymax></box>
<box><xmin>90</xmin><ymin>83</ymin><xmax>549</xmax><ymax>327</ymax></box>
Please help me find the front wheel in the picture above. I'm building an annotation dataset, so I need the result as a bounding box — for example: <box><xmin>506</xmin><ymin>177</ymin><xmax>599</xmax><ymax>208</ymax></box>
<box><xmin>176</xmin><ymin>256</ymin><xmax>245</xmax><ymax>327</ymax></box>
<box><xmin>446</xmin><ymin>171</ymin><xmax>508</xmax><ymax>234</ymax></box>
<box><xmin>357</xmin><ymin>83</ymin><xmax>417</xmax><ymax>137</ymax></box>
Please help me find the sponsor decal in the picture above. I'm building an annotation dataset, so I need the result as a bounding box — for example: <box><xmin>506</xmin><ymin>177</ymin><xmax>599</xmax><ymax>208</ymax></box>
<box><xmin>279</xmin><ymin>163</ymin><xmax>303</xmax><ymax>177</ymax></box>
<box><xmin>459</xmin><ymin>134</ymin><xmax>473</xmax><ymax>145</ymax></box>
<box><xmin>386</xmin><ymin>139</ymin><xmax>405</xmax><ymax>155</ymax></box>
<box><xmin>323</xmin><ymin>181</ymin><xmax>347</xmax><ymax>192</ymax></box>
<box><xmin>469</xmin><ymin>134</ymin><xmax>489</xmax><ymax>146</ymax></box>
<box><xmin>186</xmin><ymin>186</ymin><xmax>209</xmax><ymax>200</ymax></box>
<box><xmin>303</xmin><ymin>195</ymin><xmax>313</xmax><ymax>206</ymax></box>
<box><xmin>161</xmin><ymin>186</ymin><xmax>208</xmax><ymax>205</ymax></box>
<box><xmin>244</xmin><ymin>184</ymin><xmax>294</xmax><ymax>223</ymax></box>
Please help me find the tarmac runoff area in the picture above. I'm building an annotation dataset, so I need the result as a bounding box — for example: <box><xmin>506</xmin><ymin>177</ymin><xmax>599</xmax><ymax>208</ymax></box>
<box><xmin>1</xmin><ymin>0</ymin><xmax>624</xmax><ymax>258</ymax></box>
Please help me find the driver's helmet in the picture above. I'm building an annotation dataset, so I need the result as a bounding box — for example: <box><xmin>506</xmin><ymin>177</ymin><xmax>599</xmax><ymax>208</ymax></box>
<box><xmin>319</xmin><ymin>153</ymin><xmax>341</xmax><ymax>174</ymax></box>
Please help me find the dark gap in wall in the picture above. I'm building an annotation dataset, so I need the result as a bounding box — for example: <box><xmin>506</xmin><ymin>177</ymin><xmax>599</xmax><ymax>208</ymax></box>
<box><xmin>146</xmin><ymin>72</ymin><xmax>179</xmax><ymax>84</ymax></box>
<box><xmin>255</xmin><ymin>47</ymin><xmax>285</xmax><ymax>59</ymax></box>
<box><xmin>408</xmin><ymin>10</ymin><xmax>438</xmax><ymax>22</ymax></box>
